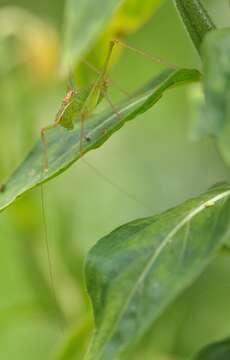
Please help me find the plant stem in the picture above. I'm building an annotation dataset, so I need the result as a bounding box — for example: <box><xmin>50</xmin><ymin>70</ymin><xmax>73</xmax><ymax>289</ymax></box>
<box><xmin>173</xmin><ymin>0</ymin><xmax>216</xmax><ymax>54</ymax></box>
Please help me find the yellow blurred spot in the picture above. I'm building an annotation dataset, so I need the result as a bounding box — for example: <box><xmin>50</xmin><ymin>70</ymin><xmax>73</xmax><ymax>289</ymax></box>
<box><xmin>23</xmin><ymin>26</ymin><xmax>59</xmax><ymax>81</ymax></box>
<box><xmin>0</xmin><ymin>6</ymin><xmax>59</xmax><ymax>81</ymax></box>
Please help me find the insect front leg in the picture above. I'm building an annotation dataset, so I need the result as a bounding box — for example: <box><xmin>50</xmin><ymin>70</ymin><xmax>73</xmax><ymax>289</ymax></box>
<box><xmin>40</xmin><ymin>123</ymin><xmax>59</xmax><ymax>172</ymax></box>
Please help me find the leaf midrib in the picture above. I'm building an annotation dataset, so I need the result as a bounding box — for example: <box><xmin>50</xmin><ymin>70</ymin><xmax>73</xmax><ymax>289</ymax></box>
<box><xmin>92</xmin><ymin>189</ymin><xmax>230</xmax><ymax>360</ymax></box>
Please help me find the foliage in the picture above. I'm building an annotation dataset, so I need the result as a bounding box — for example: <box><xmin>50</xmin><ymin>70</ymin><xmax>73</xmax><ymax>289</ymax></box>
<box><xmin>0</xmin><ymin>68</ymin><xmax>200</xmax><ymax>213</ymax></box>
<box><xmin>85</xmin><ymin>185</ymin><xmax>230</xmax><ymax>360</ymax></box>
<box><xmin>0</xmin><ymin>1</ymin><xmax>229</xmax><ymax>360</ymax></box>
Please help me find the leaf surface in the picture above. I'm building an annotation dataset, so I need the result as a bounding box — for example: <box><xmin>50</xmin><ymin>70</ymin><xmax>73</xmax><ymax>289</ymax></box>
<box><xmin>85</xmin><ymin>185</ymin><xmax>230</xmax><ymax>360</ymax></box>
<box><xmin>0</xmin><ymin>68</ymin><xmax>200</xmax><ymax>213</ymax></box>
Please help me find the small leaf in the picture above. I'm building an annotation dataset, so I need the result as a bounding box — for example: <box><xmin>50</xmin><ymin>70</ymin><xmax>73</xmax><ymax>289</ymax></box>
<box><xmin>85</xmin><ymin>185</ymin><xmax>230</xmax><ymax>360</ymax></box>
<box><xmin>173</xmin><ymin>0</ymin><xmax>216</xmax><ymax>53</ymax></box>
<box><xmin>201</xmin><ymin>28</ymin><xmax>230</xmax><ymax>165</ymax></box>
<box><xmin>193</xmin><ymin>338</ymin><xmax>230</xmax><ymax>360</ymax></box>
<box><xmin>62</xmin><ymin>0</ymin><xmax>123</xmax><ymax>70</ymax></box>
<box><xmin>0</xmin><ymin>68</ymin><xmax>200</xmax><ymax>214</ymax></box>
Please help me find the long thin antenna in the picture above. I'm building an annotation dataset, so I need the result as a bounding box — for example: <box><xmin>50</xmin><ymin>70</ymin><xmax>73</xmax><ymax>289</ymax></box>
<box><xmin>40</xmin><ymin>183</ymin><xmax>63</xmax><ymax>328</ymax></box>
<box><xmin>82</xmin><ymin>159</ymin><xmax>152</xmax><ymax>213</ymax></box>
<box><xmin>40</xmin><ymin>184</ymin><xmax>55</xmax><ymax>296</ymax></box>
<box><xmin>115</xmin><ymin>39</ymin><xmax>178</xmax><ymax>70</ymax></box>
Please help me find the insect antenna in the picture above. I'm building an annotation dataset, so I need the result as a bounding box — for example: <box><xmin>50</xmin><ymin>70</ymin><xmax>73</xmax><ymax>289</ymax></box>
<box><xmin>40</xmin><ymin>183</ymin><xmax>64</xmax><ymax>330</ymax></box>
<box><xmin>81</xmin><ymin>159</ymin><xmax>152</xmax><ymax>212</ymax></box>
<box><xmin>114</xmin><ymin>39</ymin><xmax>178</xmax><ymax>70</ymax></box>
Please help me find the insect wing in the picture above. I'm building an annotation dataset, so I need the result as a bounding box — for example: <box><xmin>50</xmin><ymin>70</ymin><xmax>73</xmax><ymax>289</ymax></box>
<box><xmin>58</xmin><ymin>93</ymin><xmax>82</xmax><ymax>130</ymax></box>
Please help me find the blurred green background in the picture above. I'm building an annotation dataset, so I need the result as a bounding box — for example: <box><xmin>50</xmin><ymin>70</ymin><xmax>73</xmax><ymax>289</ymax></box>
<box><xmin>0</xmin><ymin>0</ymin><xmax>230</xmax><ymax>359</ymax></box>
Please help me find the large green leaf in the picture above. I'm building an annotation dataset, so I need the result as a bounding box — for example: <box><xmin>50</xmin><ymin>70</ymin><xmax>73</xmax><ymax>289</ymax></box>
<box><xmin>0</xmin><ymin>68</ymin><xmax>200</xmax><ymax>214</ymax></box>
<box><xmin>193</xmin><ymin>338</ymin><xmax>230</xmax><ymax>360</ymax></box>
<box><xmin>62</xmin><ymin>0</ymin><xmax>123</xmax><ymax>70</ymax></box>
<box><xmin>201</xmin><ymin>28</ymin><xmax>230</xmax><ymax>165</ymax></box>
<box><xmin>85</xmin><ymin>185</ymin><xmax>230</xmax><ymax>360</ymax></box>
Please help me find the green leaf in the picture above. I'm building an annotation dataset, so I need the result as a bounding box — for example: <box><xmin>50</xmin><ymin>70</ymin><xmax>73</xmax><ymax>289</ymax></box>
<box><xmin>193</xmin><ymin>338</ymin><xmax>230</xmax><ymax>360</ymax></box>
<box><xmin>201</xmin><ymin>28</ymin><xmax>230</xmax><ymax>165</ymax></box>
<box><xmin>85</xmin><ymin>185</ymin><xmax>230</xmax><ymax>360</ymax></box>
<box><xmin>0</xmin><ymin>68</ymin><xmax>200</xmax><ymax>214</ymax></box>
<box><xmin>110</xmin><ymin>0</ymin><xmax>164</xmax><ymax>34</ymax></box>
<box><xmin>62</xmin><ymin>0</ymin><xmax>123</xmax><ymax>71</ymax></box>
<box><xmin>173</xmin><ymin>0</ymin><xmax>216</xmax><ymax>53</ymax></box>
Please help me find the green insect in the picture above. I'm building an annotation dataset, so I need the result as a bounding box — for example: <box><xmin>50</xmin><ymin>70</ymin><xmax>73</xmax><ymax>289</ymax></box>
<box><xmin>41</xmin><ymin>40</ymin><xmax>117</xmax><ymax>171</ymax></box>
<box><xmin>40</xmin><ymin>37</ymin><xmax>178</xmax><ymax>171</ymax></box>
